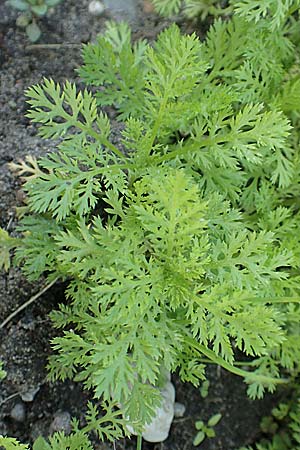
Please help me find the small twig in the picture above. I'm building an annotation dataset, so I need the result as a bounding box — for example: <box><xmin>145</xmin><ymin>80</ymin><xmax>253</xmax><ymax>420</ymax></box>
<box><xmin>25</xmin><ymin>43</ymin><xmax>82</xmax><ymax>51</ymax></box>
<box><xmin>5</xmin><ymin>216</ymin><xmax>14</xmax><ymax>231</ymax></box>
<box><xmin>0</xmin><ymin>392</ymin><xmax>20</xmax><ymax>406</ymax></box>
<box><xmin>0</xmin><ymin>277</ymin><xmax>58</xmax><ymax>329</ymax></box>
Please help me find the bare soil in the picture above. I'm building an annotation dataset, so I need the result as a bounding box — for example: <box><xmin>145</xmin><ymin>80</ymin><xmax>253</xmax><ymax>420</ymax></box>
<box><xmin>0</xmin><ymin>1</ymin><xmax>283</xmax><ymax>449</ymax></box>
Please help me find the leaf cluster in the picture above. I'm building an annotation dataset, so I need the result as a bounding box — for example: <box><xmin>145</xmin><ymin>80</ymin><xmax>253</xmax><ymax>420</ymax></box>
<box><xmin>0</xmin><ymin>401</ymin><xmax>127</xmax><ymax>450</ymax></box>
<box><xmin>8</xmin><ymin>0</ymin><xmax>63</xmax><ymax>42</ymax></box>
<box><xmin>193</xmin><ymin>413</ymin><xmax>222</xmax><ymax>446</ymax></box>
<box><xmin>153</xmin><ymin>0</ymin><xmax>300</xmax><ymax>30</ymax></box>
<box><xmin>239</xmin><ymin>383</ymin><xmax>300</xmax><ymax>450</ymax></box>
<box><xmin>0</xmin><ymin>360</ymin><xmax>6</xmax><ymax>381</ymax></box>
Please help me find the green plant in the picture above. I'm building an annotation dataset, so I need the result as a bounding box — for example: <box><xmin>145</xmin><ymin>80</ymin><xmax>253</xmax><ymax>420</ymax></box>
<box><xmin>0</xmin><ymin>432</ymin><xmax>93</xmax><ymax>450</ymax></box>
<box><xmin>199</xmin><ymin>380</ymin><xmax>210</xmax><ymax>398</ymax></box>
<box><xmin>0</xmin><ymin>360</ymin><xmax>6</xmax><ymax>381</ymax></box>
<box><xmin>0</xmin><ymin>436</ymin><xmax>29</xmax><ymax>449</ymax></box>
<box><xmin>7</xmin><ymin>0</ymin><xmax>63</xmax><ymax>42</ymax></box>
<box><xmin>152</xmin><ymin>0</ymin><xmax>300</xmax><ymax>28</ymax></box>
<box><xmin>193</xmin><ymin>413</ymin><xmax>222</xmax><ymax>446</ymax></box>
<box><xmin>239</xmin><ymin>384</ymin><xmax>300</xmax><ymax>449</ymax></box>
<box><xmin>0</xmin><ymin>402</ymin><xmax>128</xmax><ymax>449</ymax></box>
<box><xmin>2</xmin><ymin>9</ymin><xmax>300</xmax><ymax>447</ymax></box>
<box><xmin>152</xmin><ymin>0</ymin><xmax>230</xmax><ymax>19</ymax></box>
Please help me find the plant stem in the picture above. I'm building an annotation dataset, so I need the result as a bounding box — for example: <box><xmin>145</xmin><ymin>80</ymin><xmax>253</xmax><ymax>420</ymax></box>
<box><xmin>287</xmin><ymin>3</ymin><xmax>300</xmax><ymax>17</ymax></box>
<box><xmin>147</xmin><ymin>95</ymin><xmax>168</xmax><ymax>155</ymax></box>
<box><xmin>136</xmin><ymin>435</ymin><xmax>142</xmax><ymax>450</ymax></box>
<box><xmin>0</xmin><ymin>277</ymin><xmax>58</xmax><ymax>329</ymax></box>
<box><xmin>26</xmin><ymin>43</ymin><xmax>82</xmax><ymax>51</ymax></box>
<box><xmin>185</xmin><ymin>336</ymin><xmax>289</xmax><ymax>387</ymax></box>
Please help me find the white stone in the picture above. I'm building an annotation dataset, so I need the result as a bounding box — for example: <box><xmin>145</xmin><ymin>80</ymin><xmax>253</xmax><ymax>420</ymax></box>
<box><xmin>142</xmin><ymin>380</ymin><xmax>175</xmax><ymax>442</ymax></box>
<box><xmin>88</xmin><ymin>0</ymin><xmax>105</xmax><ymax>16</ymax></box>
<box><xmin>127</xmin><ymin>378</ymin><xmax>176</xmax><ymax>443</ymax></box>
<box><xmin>174</xmin><ymin>402</ymin><xmax>186</xmax><ymax>418</ymax></box>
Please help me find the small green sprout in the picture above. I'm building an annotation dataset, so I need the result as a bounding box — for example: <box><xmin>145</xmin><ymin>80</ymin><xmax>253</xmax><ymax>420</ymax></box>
<box><xmin>199</xmin><ymin>380</ymin><xmax>210</xmax><ymax>399</ymax></box>
<box><xmin>193</xmin><ymin>413</ymin><xmax>222</xmax><ymax>446</ymax></box>
<box><xmin>0</xmin><ymin>360</ymin><xmax>7</xmax><ymax>381</ymax></box>
<box><xmin>8</xmin><ymin>0</ymin><xmax>63</xmax><ymax>42</ymax></box>
<box><xmin>0</xmin><ymin>436</ymin><xmax>29</xmax><ymax>449</ymax></box>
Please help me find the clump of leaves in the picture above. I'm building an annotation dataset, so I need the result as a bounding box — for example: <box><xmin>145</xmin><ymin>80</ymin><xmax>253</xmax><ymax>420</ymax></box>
<box><xmin>0</xmin><ymin>432</ymin><xmax>93</xmax><ymax>450</ymax></box>
<box><xmin>152</xmin><ymin>0</ymin><xmax>300</xmax><ymax>29</ymax></box>
<box><xmin>0</xmin><ymin>402</ymin><xmax>127</xmax><ymax>449</ymax></box>
<box><xmin>0</xmin><ymin>436</ymin><xmax>29</xmax><ymax>450</ymax></box>
<box><xmin>2</xmin><ymin>11</ymin><xmax>300</xmax><ymax>444</ymax></box>
<box><xmin>0</xmin><ymin>360</ymin><xmax>6</xmax><ymax>381</ymax></box>
<box><xmin>199</xmin><ymin>380</ymin><xmax>210</xmax><ymax>398</ymax></box>
<box><xmin>7</xmin><ymin>0</ymin><xmax>63</xmax><ymax>42</ymax></box>
<box><xmin>193</xmin><ymin>413</ymin><xmax>222</xmax><ymax>446</ymax></box>
<box><xmin>151</xmin><ymin>0</ymin><xmax>231</xmax><ymax>20</ymax></box>
<box><xmin>239</xmin><ymin>383</ymin><xmax>300</xmax><ymax>449</ymax></box>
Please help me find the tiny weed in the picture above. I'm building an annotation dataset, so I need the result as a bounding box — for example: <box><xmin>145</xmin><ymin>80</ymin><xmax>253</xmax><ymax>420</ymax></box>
<box><xmin>193</xmin><ymin>413</ymin><xmax>222</xmax><ymax>446</ymax></box>
<box><xmin>8</xmin><ymin>0</ymin><xmax>63</xmax><ymax>42</ymax></box>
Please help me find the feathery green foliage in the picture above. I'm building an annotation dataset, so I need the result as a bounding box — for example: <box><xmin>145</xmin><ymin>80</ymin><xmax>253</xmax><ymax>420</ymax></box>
<box><xmin>0</xmin><ymin>436</ymin><xmax>29</xmax><ymax>450</ymax></box>
<box><xmin>152</xmin><ymin>0</ymin><xmax>227</xmax><ymax>18</ymax></box>
<box><xmin>2</xmin><ymin>12</ymin><xmax>300</xmax><ymax>447</ymax></box>
<box><xmin>153</xmin><ymin>0</ymin><xmax>300</xmax><ymax>28</ymax></box>
<box><xmin>239</xmin><ymin>385</ymin><xmax>300</xmax><ymax>449</ymax></box>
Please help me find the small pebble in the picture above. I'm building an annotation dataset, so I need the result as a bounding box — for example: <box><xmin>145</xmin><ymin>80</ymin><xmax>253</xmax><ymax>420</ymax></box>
<box><xmin>20</xmin><ymin>386</ymin><xmax>40</xmax><ymax>402</ymax></box>
<box><xmin>143</xmin><ymin>0</ymin><xmax>155</xmax><ymax>13</ymax></box>
<box><xmin>10</xmin><ymin>402</ymin><xmax>26</xmax><ymax>422</ymax></box>
<box><xmin>174</xmin><ymin>402</ymin><xmax>186</xmax><ymax>418</ymax></box>
<box><xmin>103</xmin><ymin>0</ymin><xmax>137</xmax><ymax>22</ymax></box>
<box><xmin>8</xmin><ymin>100</ymin><xmax>17</xmax><ymax>110</ymax></box>
<box><xmin>88</xmin><ymin>0</ymin><xmax>105</xmax><ymax>16</ymax></box>
<box><xmin>49</xmin><ymin>411</ymin><xmax>72</xmax><ymax>435</ymax></box>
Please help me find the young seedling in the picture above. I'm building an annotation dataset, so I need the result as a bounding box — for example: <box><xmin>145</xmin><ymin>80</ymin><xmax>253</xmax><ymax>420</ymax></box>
<box><xmin>199</xmin><ymin>380</ymin><xmax>210</xmax><ymax>399</ymax></box>
<box><xmin>0</xmin><ymin>360</ymin><xmax>6</xmax><ymax>381</ymax></box>
<box><xmin>8</xmin><ymin>0</ymin><xmax>63</xmax><ymax>42</ymax></box>
<box><xmin>193</xmin><ymin>413</ymin><xmax>222</xmax><ymax>446</ymax></box>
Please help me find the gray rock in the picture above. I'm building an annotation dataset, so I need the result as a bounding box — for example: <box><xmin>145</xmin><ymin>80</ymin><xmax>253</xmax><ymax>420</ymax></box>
<box><xmin>49</xmin><ymin>411</ymin><xmax>72</xmax><ymax>435</ymax></box>
<box><xmin>20</xmin><ymin>386</ymin><xmax>40</xmax><ymax>402</ymax></box>
<box><xmin>102</xmin><ymin>0</ymin><xmax>138</xmax><ymax>22</ymax></box>
<box><xmin>174</xmin><ymin>402</ymin><xmax>186</xmax><ymax>418</ymax></box>
<box><xmin>88</xmin><ymin>1</ymin><xmax>105</xmax><ymax>16</ymax></box>
<box><xmin>127</xmin><ymin>378</ymin><xmax>176</xmax><ymax>443</ymax></box>
<box><xmin>142</xmin><ymin>380</ymin><xmax>175</xmax><ymax>442</ymax></box>
<box><xmin>10</xmin><ymin>402</ymin><xmax>26</xmax><ymax>422</ymax></box>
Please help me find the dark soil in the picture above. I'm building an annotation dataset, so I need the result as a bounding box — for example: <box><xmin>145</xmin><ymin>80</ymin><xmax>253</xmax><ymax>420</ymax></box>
<box><xmin>0</xmin><ymin>1</ymin><xmax>283</xmax><ymax>449</ymax></box>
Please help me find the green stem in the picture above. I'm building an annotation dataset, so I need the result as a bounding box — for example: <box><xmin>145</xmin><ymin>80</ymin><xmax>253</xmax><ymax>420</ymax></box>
<box><xmin>185</xmin><ymin>336</ymin><xmax>288</xmax><ymax>386</ymax></box>
<box><xmin>209</xmin><ymin>5</ymin><xmax>233</xmax><ymax>16</ymax></box>
<box><xmin>196</xmin><ymin>357</ymin><xmax>256</xmax><ymax>367</ymax></box>
<box><xmin>136</xmin><ymin>435</ymin><xmax>142</xmax><ymax>450</ymax></box>
<box><xmin>57</xmin><ymin>106</ymin><xmax>127</xmax><ymax>162</ymax></box>
<box><xmin>113</xmin><ymin>76</ymin><xmax>143</xmax><ymax>110</ymax></box>
<box><xmin>77</xmin><ymin>123</ymin><xmax>127</xmax><ymax>161</ymax></box>
<box><xmin>287</xmin><ymin>3</ymin><xmax>300</xmax><ymax>18</ymax></box>
<box><xmin>152</xmin><ymin>132</ymin><xmax>233</xmax><ymax>166</ymax></box>
<box><xmin>147</xmin><ymin>95</ymin><xmax>169</xmax><ymax>155</ymax></box>
<box><xmin>244</xmin><ymin>296</ymin><xmax>300</xmax><ymax>304</ymax></box>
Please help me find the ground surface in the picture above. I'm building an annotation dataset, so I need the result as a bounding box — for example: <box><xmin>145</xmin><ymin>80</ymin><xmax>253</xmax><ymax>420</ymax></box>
<box><xmin>0</xmin><ymin>1</ymin><xmax>283</xmax><ymax>449</ymax></box>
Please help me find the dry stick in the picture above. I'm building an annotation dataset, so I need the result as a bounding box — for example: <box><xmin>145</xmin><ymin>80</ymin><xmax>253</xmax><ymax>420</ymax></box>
<box><xmin>0</xmin><ymin>392</ymin><xmax>20</xmax><ymax>407</ymax></box>
<box><xmin>25</xmin><ymin>43</ymin><xmax>82</xmax><ymax>51</ymax></box>
<box><xmin>0</xmin><ymin>277</ymin><xmax>58</xmax><ymax>329</ymax></box>
<box><xmin>6</xmin><ymin>216</ymin><xmax>14</xmax><ymax>231</ymax></box>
